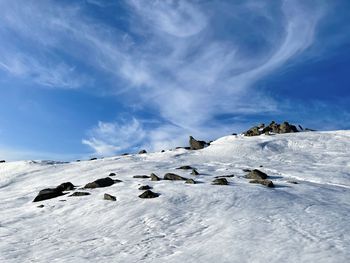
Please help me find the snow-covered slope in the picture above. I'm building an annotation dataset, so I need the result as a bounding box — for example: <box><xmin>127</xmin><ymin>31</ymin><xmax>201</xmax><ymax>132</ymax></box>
<box><xmin>1</xmin><ymin>131</ymin><xmax>349</xmax><ymax>263</ymax></box>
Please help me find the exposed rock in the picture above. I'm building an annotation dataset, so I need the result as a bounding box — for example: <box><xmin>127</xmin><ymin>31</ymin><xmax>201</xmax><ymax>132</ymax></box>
<box><xmin>122</xmin><ymin>153</ymin><xmax>129</xmax><ymax>156</ymax></box>
<box><xmin>37</xmin><ymin>205</ymin><xmax>44</xmax><ymax>208</ymax></box>
<box><xmin>33</xmin><ymin>188</ymin><xmax>66</xmax><ymax>202</ymax></box>
<box><xmin>176</xmin><ymin>165</ymin><xmax>194</xmax><ymax>170</ymax></box>
<box><xmin>212</xmin><ymin>178</ymin><xmax>229</xmax><ymax>185</ymax></box>
<box><xmin>109</xmin><ymin>172</ymin><xmax>116</xmax><ymax>177</ymax></box>
<box><xmin>133</xmin><ymin>175</ymin><xmax>150</xmax><ymax>179</ymax></box>
<box><xmin>139</xmin><ymin>185</ymin><xmax>152</xmax><ymax>190</ymax></box>
<box><xmin>244</xmin><ymin>121</ymin><xmax>300</xmax><ymax>137</ymax></box>
<box><xmin>138</xmin><ymin>149</ymin><xmax>147</xmax><ymax>154</ymax></box>
<box><xmin>185</xmin><ymin>179</ymin><xmax>196</xmax><ymax>184</ymax></box>
<box><xmin>189</xmin><ymin>136</ymin><xmax>207</xmax><ymax>150</ymax></box>
<box><xmin>139</xmin><ymin>190</ymin><xmax>159</xmax><ymax>199</ymax></box>
<box><xmin>214</xmin><ymin>174</ymin><xmax>234</xmax><ymax>178</ymax></box>
<box><xmin>104</xmin><ymin>193</ymin><xmax>116</xmax><ymax>201</ymax></box>
<box><xmin>90</xmin><ymin>157</ymin><xmax>98</xmax><ymax>161</ymax></box>
<box><xmin>161</xmin><ymin>150</ymin><xmax>165</xmax><ymax>153</ymax></box>
<box><xmin>287</xmin><ymin>180</ymin><xmax>299</xmax><ymax>184</ymax></box>
<box><xmin>0</xmin><ymin>160</ymin><xmax>5</xmax><ymax>163</ymax></box>
<box><xmin>84</xmin><ymin>177</ymin><xmax>115</xmax><ymax>189</ymax></box>
<box><xmin>56</xmin><ymin>182</ymin><xmax>75</xmax><ymax>191</ymax></box>
<box><xmin>150</xmin><ymin>173</ymin><xmax>161</xmax><ymax>181</ymax></box>
<box><xmin>249</xmin><ymin>179</ymin><xmax>274</xmax><ymax>188</ymax></box>
<box><xmin>76</xmin><ymin>160</ymin><xmax>81</xmax><ymax>162</ymax></box>
<box><xmin>245</xmin><ymin>169</ymin><xmax>268</xmax><ymax>180</ymax></box>
<box><xmin>69</xmin><ymin>191</ymin><xmax>91</xmax><ymax>197</ymax></box>
<box><xmin>164</xmin><ymin>173</ymin><xmax>188</xmax><ymax>181</ymax></box>
<box><xmin>191</xmin><ymin>169</ymin><xmax>199</xmax><ymax>175</ymax></box>
<box><xmin>242</xmin><ymin>169</ymin><xmax>252</xmax><ymax>172</ymax></box>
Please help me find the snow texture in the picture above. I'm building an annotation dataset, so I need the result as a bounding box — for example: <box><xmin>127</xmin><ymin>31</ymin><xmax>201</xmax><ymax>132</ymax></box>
<box><xmin>0</xmin><ymin>131</ymin><xmax>349</xmax><ymax>262</ymax></box>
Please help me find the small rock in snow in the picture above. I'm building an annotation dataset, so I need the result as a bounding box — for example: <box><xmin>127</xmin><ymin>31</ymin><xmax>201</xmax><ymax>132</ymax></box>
<box><xmin>164</xmin><ymin>173</ymin><xmax>188</xmax><ymax>181</ymax></box>
<box><xmin>139</xmin><ymin>185</ymin><xmax>152</xmax><ymax>190</ymax></box>
<box><xmin>212</xmin><ymin>178</ymin><xmax>229</xmax><ymax>185</ymax></box>
<box><xmin>245</xmin><ymin>169</ymin><xmax>268</xmax><ymax>180</ymax></box>
<box><xmin>104</xmin><ymin>193</ymin><xmax>116</xmax><ymax>201</ymax></box>
<box><xmin>139</xmin><ymin>190</ymin><xmax>160</xmax><ymax>199</ymax></box>
<box><xmin>249</xmin><ymin>179</ymin><xmax>274</xmax><ymax>188</ymax></box>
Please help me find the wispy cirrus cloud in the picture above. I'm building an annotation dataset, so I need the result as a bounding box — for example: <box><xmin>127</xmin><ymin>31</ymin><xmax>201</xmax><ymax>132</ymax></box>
<box><xmin>0</xmin><ymin>0</ymin><xmax>333</xmax><ymax>156</ymax></box>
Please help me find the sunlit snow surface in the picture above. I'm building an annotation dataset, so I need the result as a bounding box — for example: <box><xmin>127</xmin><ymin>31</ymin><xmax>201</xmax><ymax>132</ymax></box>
<box><xmin>1</xmin><ymin>131</ymin><xmax>349</xmax><ymax>262</ymax></box>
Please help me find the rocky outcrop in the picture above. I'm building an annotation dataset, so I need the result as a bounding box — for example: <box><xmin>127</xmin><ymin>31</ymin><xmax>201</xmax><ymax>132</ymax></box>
<box><xmin>191</xmin><ymin>169</ymin><xmax>199</xmax><ymax>175</ymax></box>
<box><xmin>249</xmin><ymin>179</ymin><xmax>274</xmax><ymax>188</ymax></box>
<box><xmin>164</xmin><ymin>173</ymin><xmax>188</xmax><ymax>181</ymax></box>
<box><xmin>189</xmin><ymin>136</ymin><xmax>207</xmax><ymax>150</ymax></box>
<box><xmin>245</xmin><ymin>169</ymin><xmax>268</xmax><ymax>180</ymax></box>
<box><xmin>244</xmin><ymin>121</ymin><xmax>299</xmax><ymax>136</ymax></box>
<box><xmin>138</xmin><ymin>149</ymin><xmax>147</xmax><ymax>154</ymax></box>
<box><xmin>212</xmin><ymin>178</ymin><xmax>229</xmax><ymax>185</ymax></box>
<box><xmin>33</xmin><ymin>181</ymin><xmax>75</xmax><ymax>202</ymax></box>
<box><xmin>69</xmin><ymin>192</ymin><xmax>91</xmax><ymax>197</ymax></box>
<box><xmin>84</xmin><ymin>177</ymin><xmax>116</xmax><ymax>189</ymax></box>
<box><xmin>104</xmin><ymin>193</ymin><xmax>116</xmax><ymax>201</ymax></box>
<box><xmin>150</xmin><ymin>173</ymin><xmax>161</xmax><ymax>181</ymax></box>
<box><xmin>139</xmin><ymin>185</ymin><xmax>152</xmax><ymax>190</ymax></box>
<box><xmin>185</xmin><ymin>179</ymin><xmax>196</xmax><ymax>184</ymax></box>
<box><xmin>133</xmin><ymin>175</ymin><xmax>150</xmax><ymax>179</ymax></box>
<box><xmin>139</xmin><ymin>190</ymin><xmax>159</xmax><ymax>199</ymax></box>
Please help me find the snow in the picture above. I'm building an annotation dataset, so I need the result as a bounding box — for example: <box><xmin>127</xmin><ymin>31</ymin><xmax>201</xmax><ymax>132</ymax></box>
<box><xmin>0</xmin><ymin>131</ymin><xmax>349</xmax><ymax>262</ymax></box>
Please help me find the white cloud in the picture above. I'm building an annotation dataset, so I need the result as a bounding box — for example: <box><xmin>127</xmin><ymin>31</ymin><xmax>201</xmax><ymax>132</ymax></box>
<box><xmin>82</xmin><ymin>118</ymin><xmax>146</xmax><ymax>155</ymax></box>
<box><xmin>0</xmin><ymin>0</ymin><xmax>330</xmax><ymax>155</ymax></box>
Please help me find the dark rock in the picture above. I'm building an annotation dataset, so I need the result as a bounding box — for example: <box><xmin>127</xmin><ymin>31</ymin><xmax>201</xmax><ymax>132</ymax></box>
<box><xmin>90</xmin><ymin>157</ymin><xmax>98</xmax><ymax>161</ymax></box>
<box><xmin>122</xmin><ymin>153</ymin><xmax>129</xmax><ymax>156</ymax></box>
<box><xmin>69</xmin><ymin>192</ymin><xmax>91</xmax><ymax>197</ymax></box>
<box><xmin>245</xmin><ymin>169</ymin><xmax>268</xmax><ymax>180</ymax></box>
<box><xmin>191</xmin><ymin>169</ymin><xmax>199</xmax><ymax>175</ymax></box>
<box><xmin>214</xmin><ymin>174</ymin><xmax>234</xmax><ymax>178</ymax></box>
<box><xmin>33</xmin><ymin>188</ymin><xmax>66</xmax><ymax>202</ymax></box>
<box><xmin>139</xmin><ymin>149</ymin><xmax>147</xmax><ymax>154</ymax></box>
<box><xmin>249</xmin><ymin>179</ymin><xmax>274</xmax><ymax>187</ymax></box>
<box><xmin>150</xmin><ymin>173</ymin><xmax>161</xmax><ymax>181</ymax></box>
<box><xmin>109</xmin><ymin>173</ymin><xmax>116</xmax><ymax>177</ymax></box>
<box><xmin>76</xmin><ymin>160</ymin><xmax>81</xmax><ymax>162</ymax></box>
<box><xmin>37</xmin><ymin>205</ymin><xmax>44</xmax><ymax>208</ymax></box>
<box><xmin>176</xmin><ymin>165</ymin><xmax>194</xmax><ymax>170</ymax></box>
<box><xmin>231</xmin><ymin>133</ymin><xmax>237</xmax><ymax>136</ymax></box>
<box><xmin>104</xmin><ymin>193</ymin><xmax>116</xmax><ymax>201</ymax></box>
<box><xmin>244</xmin><ymin>121</ymin><xmax>300</xmax><ymax>137</ymax></box>
<box><xmin>242</xmin><ymin>169</ymin><xmax>251</xmax><ymax>172</ymax></box>
<box><xmin>212</xmin><ymin>178</ymin><xmax>229</xmax><ymax>185</ymax></box>
<box><xmin>161</xmin><ymin>150</ymin><xmax>165</xmax><ymax>153</ymax></box>
<box><xmin>287</xmin><ymin>180</ymin><xmax>299</xmax><ymax>184</ymax></box>
<box><xmin>56</xmin><ymin>182</ymin><xmax>75</xmax><ymax>191</ymax></box>
<box><xmin>189</xmin><ymin>136</ymin><xmax>207</xmax><ymax>150</ymax></box>
<box><xmin>139</xmin><ymin>190</ymin><xmax>159</xmax><ymax>199</ymax></box>
<box><xmin>164</xmin><ymin>173</ymin><xmax>188</xmax><ymax>181</ymax></box>
<box><xmin>298</xmin><ymin>125</ymin><xmax>303</xmax><ymax>131</ymax></box>
<box><xmin>84</xmin><ymin>177</ymin><xmax>115</xmax><ymax>189</ymax></box>
<box><xmin>185</xmin><ymin>179</ymin><xmax>196</xmax><ymax>184</ymax></box>
<box><xmin>0</xmin><ymin>160</ymin><xmax>6</xmax><ymax>163</ymax></box>
<box><xmin>139</xmin><ymin>185</ymin><xmax>152</xmax><ymax>190</ymax></box>
<box><xmin>244</xmin><ymin>126</ymin><xmax>260</xmax><ymax>136</ymax></box>
<box><xmin>133</xmin><ymin>175</ymin><xmax>150</xmax><ymax>179</ymax></box>
<box><xmin>279</xmin><ymin>121</ymin><xmax>298</xmax><ymax>133</ymax></box>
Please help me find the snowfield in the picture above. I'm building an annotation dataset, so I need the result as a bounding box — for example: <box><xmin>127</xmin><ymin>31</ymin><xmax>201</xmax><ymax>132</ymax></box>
<box><xmin>0</xmin><ymin>131</ymin><xmax>350</xmax><ymax>263</ymax></box>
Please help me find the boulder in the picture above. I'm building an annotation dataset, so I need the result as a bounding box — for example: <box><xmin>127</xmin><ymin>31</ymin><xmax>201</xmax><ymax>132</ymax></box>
<box><xmin>33</xmin><ymin>188</ymin><xmax>66</xmax><ymax>202</ymax></box>
<box><xmin>56</xmin><ymin>182</ymin><xmax>75</xmax><ymax>191</ymax></box>
<box><xmin>279</xmin><ymin>122</ymin><xmax>298</xmax><ymax>133</ymax></box>
<box><xmin>176</xmin><ymin>165</ymin><xmax>194</xmax><ymax>170</ymax></box>
<box><xmin>139</xmin><ymin>190</ymin><xmax>159</xmax><ymax>199</ymax></box>
<box><xmin>189</xmin><ymin>136</ymin><xmax>207</xmax><ymax>150</ymax></box>
<box><xmin>245</xmin><ymin>169</ymin><xmax>268</xmax><ymax>180</ymax></box>
<box><xmin>191</xmin><ymin>169</ymin><xmax>199</xmax><ymax>175</ymax></box>
<box><xmin>185</xmin><ymin>179</ymin><xmax>196</xmax><ymax>184</ymax></box>
<box><xmin>69</xmin><ymin>191</ymin><xmax>91</xmax><ymax>197</ymax></box>
<box><xmin>164</xmin><ymin>173</ymin><xmax>188</xmax><ymax>181</ymax></box>
<box><xmin>139</xmin><ymin>185</ymin><xmax>152</xmax><ymax>190</ymax></box>
<box><xmin>212</xmin><ymin>178</ymin><xmax>229</xmax><ymax>185</ymax></box>
<box><xmin>150</xmin><ymin>173</ymin><xmax>161</xmax><ymax>181</ymax></box>
<box><xmin>104</xmin><ymin>193</ymin><xmax>116</xmax><ymax>201</ymax></box>
<box><xmin>90</xmin><ymin>157</ymin><xmax>98</xmax><ymax>161</ymax></box>
<box><xmin>109</xmin><ymin>173</ymin><xmax>116</xmax><ymax>177</ymax></box>
<box><xmin>249</xmin><ymin>179</ymin><xmax>274</xmax><ymax>188</ymax></box>
<box><xmin>138</xmin><ymin>149</ymin><xmax>147</xmax><ymax>154</ymax></box>
<box><xmin>214</xmin><ymin>174</ymin><xmax>234</xmax><ymax>178</ymax></box>
<box><xmin>84</xmin><ymin>177</ymin><xmax>115</xmax><ymax>189</ymax></box>
<box><xmin>33</xmin><ymin>181</ymin><xmax>75</xmax><ymax>202</ymax></box>
<box><xmin>0</xmin><ymin>160</ymin><xmax>5</xmax><ymax>163</ymax></box>
<box><xmin>133</xmin><ymin>175</ymin><xmax>150</xmax><ymax>179</ymax></box>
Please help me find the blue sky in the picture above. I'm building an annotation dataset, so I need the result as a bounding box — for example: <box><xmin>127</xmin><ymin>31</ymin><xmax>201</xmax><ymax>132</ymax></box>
<box><xmin>0</xmin><ymin>0</ymin><xmax>349</xmax><ymax>160</ymax></box>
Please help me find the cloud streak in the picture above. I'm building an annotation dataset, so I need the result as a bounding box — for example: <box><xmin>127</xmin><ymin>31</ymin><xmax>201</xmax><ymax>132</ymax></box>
<box><xmin>0</xmin><ymin>0</ymin><xmax>330</xmax><ymax>155</ymax></box>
